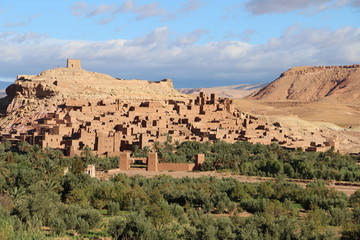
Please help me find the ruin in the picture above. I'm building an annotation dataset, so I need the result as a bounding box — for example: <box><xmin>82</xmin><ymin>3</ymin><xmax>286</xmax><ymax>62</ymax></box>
<box><xmin>0</xmin><ymin>59</ymin><xmax>339</xmax><ymax>172</ymax></box>
<box><xmin>67</xmin><ymin>59</ymin><xmax>81</xmax><ymax>69</ymax></box>
<box><xmin>117</xmin><ymin>152</ymin><xmax>204</xmax><ymax>171</ymax></box>
<box><xmin>0</xmin><ymin>89</ymin><xmax>336</xmax><ymax>157</ymax></box>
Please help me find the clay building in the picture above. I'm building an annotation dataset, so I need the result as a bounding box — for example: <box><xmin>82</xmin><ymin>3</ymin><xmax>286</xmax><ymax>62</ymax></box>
<box><xmin>1</xmin><ymin>91</ymin><xmax>337</xmax><ymax>158</ymax></box>
<box><xmin>0</xmin><ymin>59</ymin><xmax>338</xmax><ymax>164</ymax></box>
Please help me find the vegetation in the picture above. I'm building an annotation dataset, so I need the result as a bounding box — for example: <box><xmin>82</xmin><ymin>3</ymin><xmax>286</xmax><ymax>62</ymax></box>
<box><xmin>0</xmin><ymin>140</ymin><xmax>359</xmax><ymax>239</ymax></box>
<box><xmin>154</xmin><ymin>140</ymin><xmax>360</xmax><ymax>182</ymax></box>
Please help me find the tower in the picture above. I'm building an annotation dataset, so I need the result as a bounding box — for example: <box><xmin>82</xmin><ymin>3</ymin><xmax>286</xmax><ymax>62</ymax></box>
<box><xmin>67</xmin><ymin>59</ymin><xmax>81</xmax><ymax>69</ymax></box>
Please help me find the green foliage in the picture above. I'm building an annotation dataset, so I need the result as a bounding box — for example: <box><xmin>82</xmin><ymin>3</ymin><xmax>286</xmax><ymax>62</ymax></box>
<box><xmin>108</xmin><ymin>212</ymin><xmax>157</xmax><ymax>240</ymax></box>
<box><xmin>76</xmin><ymin>217</ymin><xmax>90</xmax><ymax>235</ymax></box>
<box><xmin>107</xmin><ymin>201</ymin><xmax>120</xmax><ymax>215</ymax></box>
<box><xmin>148</xmin><ymin>140</ymin><xmax>360</xmax><ymax>181</ymax></box>
<box><xmin>349</xmin><ymin>189</ymin><xmax>360</xmax><ymax>208</ymax></box>
<box><xmin>1</xmin><ymin>141</ymin><xmax>360</xmax><ymax>239</ymax></box>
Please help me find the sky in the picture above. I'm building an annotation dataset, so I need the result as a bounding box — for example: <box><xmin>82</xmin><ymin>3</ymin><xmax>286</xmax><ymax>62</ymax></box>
<box><xmin>0</xmin><ymin>0</ymin><xmax>359</xmax><ymax>88</ymax></box>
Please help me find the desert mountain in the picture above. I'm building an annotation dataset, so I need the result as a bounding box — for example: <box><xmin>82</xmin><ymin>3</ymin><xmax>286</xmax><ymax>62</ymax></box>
<box><xmin>178</xmin><ymin>83</ymin><xmax>266</xmax><ymax>99</ymax></box>
<box><xmin>248</xmin><ymin>65</ymin><xmax>360</xmax><ymax>101</ymax></box>
<box><xmin>1</xmin><ymin>59</ymin><xmax>187</xmax><ymax>132</ymax></box>
<box><xmin>6</xmin><ymin>64</ymin><xmax>186</xmax><ymax>101</ymax></box>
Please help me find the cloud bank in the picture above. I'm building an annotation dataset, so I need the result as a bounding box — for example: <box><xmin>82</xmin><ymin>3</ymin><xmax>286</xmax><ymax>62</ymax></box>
<box><xmin>245</xmin><ymin>0</ymin><xmax>360</xmax><ymax>15</ymax></box>
<box><xmin>0</xmin><ymin>26</ymin><xmax>359</xmax><ymax>87</ymax></box>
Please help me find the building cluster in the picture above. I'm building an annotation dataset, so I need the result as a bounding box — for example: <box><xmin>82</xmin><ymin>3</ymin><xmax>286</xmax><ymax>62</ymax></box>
<box><xmin>0</xmin><ymin>91</ymin><xmax>337</xmax><ymax>158</ymax></box>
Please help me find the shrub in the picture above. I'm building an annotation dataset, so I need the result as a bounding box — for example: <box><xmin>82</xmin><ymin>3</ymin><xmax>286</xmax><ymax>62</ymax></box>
<box><xmin>107</xmin><ymin>201</ymin><xmax>120</xmax><ymax>216</ymax></box>
<box><xmin>79</xmin><ymin>209</ymin><xmax>101</xmax><ymax>229</ymax></box>
<box><xmin>76</xmin><ymin>217</ymin><xmax>90</xmax><ymax>235</ymax></box>
<box><xmin>50</xmin><ymin>217</ymin><xmax>66</xmax><ymax>235</ymax></box>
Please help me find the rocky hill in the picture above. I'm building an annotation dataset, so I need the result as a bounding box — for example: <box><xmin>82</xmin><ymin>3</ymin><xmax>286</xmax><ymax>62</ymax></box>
<box><xmin>6</xmin><ymin>67</ymin><xmax>186</xmax><ymax>102</ymax></box>
<box><xmin>178</xmin><ymin>83</ymin><xmax>266</xmax><ymax>99</ymax></box>
<box><xmin>0</xmin><ymin>59</ymin><xmax>188</xmax><ymax>132</ymax></box>
<box><xmin>248</xmin><ymin>65</ymin><xmax>360</xmax><ymax>101</ymax></box>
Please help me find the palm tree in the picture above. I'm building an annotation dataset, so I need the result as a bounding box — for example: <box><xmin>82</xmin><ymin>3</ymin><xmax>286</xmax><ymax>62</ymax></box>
<box><xmin>30</xmin><ymin>145</ymin><xmax>46</xmax><ymax>169</ymax></box>
<box><xmin>81</xmin><ymin>145</ymin><xmax>94</xmax><ymax>164</ymax></box>
<box><xmin>17</xmin><ymin>141</ymin><xmax>33</xmax><ymax>154</ymax></box>
<box><xmin>0</xmin><ymin>159</ymin><xmax>9</xmax><ymax>194</ymax></box>
<box><xmin>40</xmin><ymin>176</ymin><xmax>62</xmax><ymax>192</ymax></box>
<box><xmin>0</xmin><ymin>159</ymin><xmax>9</xmax><ymax>179</ymax></box>
<box><xmin>9</xmin><ymin>186</ymin><xmax>26</xmax><ymax>201</ymax></box>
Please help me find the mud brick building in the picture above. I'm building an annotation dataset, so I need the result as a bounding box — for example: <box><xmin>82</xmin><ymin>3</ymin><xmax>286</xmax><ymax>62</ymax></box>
<box><xmin>0</xmin><ymin>59</ymin><xmax>337</xmax><ymax>159</ymax></box>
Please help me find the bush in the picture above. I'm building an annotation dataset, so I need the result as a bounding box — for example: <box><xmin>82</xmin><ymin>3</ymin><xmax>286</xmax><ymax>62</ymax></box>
<box><xmin>108</xmin><ymin>217</ymin><xmax>126</xmax><ymax>240</ymax></box>
<box><xmin>108</xmin><ymin>212</ymin><xmax>157</xmax><ymax>240</ymax></box>
<box><xmin>79</xmin><ymin>209</ymin><xmax>101</xmax><ymax>229</ymax></box>
<box><xmin>50</xmin><ymin>217</ymin><xmax>66</xmax><ymax>235</ymax></box>
<box><xmin>349</xmin><ymin>189</ymin><xmax>360</xmax><ymax>208</ymax></box>
<box><xmin>76</xmin><ymin>217</ymin><xmax>90</xmax><ymax>235</ymax></box>
<box><xmin>107</xmin><ymin>201</ymin><xmax>120</xmax><ymax>216</ymax></box>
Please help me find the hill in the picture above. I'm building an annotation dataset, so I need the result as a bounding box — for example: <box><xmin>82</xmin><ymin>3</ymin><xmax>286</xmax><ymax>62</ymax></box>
<box><xmin>178</xmin><ymin>83</ymin><xmax>266</xmax><ymax>99</ymax></box>
<box><xmin>6</xmin><ymin>65</ymin><xmax>186</xmax><ymax>102</ymax></box>
<box><xmin>248</xmin><ymin>64</ymin><xmax>360</xmax><ymax>102</ymax></box>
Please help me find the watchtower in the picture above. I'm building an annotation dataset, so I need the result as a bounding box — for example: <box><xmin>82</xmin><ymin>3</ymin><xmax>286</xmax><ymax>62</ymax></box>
<box><xmin>67</xmin><ymin>59</ymin><xmax>81</xmax><ymax>69</ymax></box>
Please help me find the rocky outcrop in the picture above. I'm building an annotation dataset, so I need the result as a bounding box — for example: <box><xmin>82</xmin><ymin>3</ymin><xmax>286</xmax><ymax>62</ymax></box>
<box><xmin>248</xmin><ymin>64</ymin><xmax>360</xmax><ymax>101</ymax></box>
<box><xmin>6</xmin><ymin>81</ymin><xmax>57</xmax><ymax>99</ymax></box>
<box><xmin>0</xmin><ymin>60</ymin><xmax>188</xmax><ymax>132</ymax></box>
<box><xmin>8</xmin><ymin>67</ymin><xmax>186</xmax><ymax>101</ymax></box>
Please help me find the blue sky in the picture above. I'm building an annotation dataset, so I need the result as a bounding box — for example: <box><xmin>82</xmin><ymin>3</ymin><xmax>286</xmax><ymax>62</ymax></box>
<box><xmin>0</xmin><ymin>0</ymin><xmax>359</xmax><ymax>88</ymax></box>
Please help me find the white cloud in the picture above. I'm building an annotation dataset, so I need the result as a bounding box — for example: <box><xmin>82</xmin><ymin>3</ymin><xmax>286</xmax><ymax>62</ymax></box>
<box><xmin>86</xmin><ymin>4</ymin><xmax>115</xmax><ymax>18</ymax></box>
<box><xmin>134</xmin><ymin>2</ymin><xmax>170</xmax><ymax>20</ymax></box>
<box><xmin>71</xmin><ymin>0</ymin><xmax>171</xmax><ymax>23</ymax></box>
<box><xmin>0</xmin><ymin>27</ymin><xmax>359</xmax><ymax>87</ymax></box>
<box><xmin>132</xmin><ymin>26</ymin><xmax>170</xmax><ymax>47</ymax></box>
<box><xmin>3</xmin><ymin>14</ymin><xmax>40</xmax><ymax>28</ymax></box>
<box><xmin>244</xmin><ymin>0</ymin><xmax>355</xmax><ymax>15</ymax></box>
<box><xmin>115</xmin><ymin>0</ymin><xmax>135</xmax><ymax>13</ymax></box>
<box><xmin>179</xmin><ymin>0</ymin><xmax>203</xmax><ymax>13</ymax></box>
<box><xmin>175</xmin><ymin>28</ymin><xmax>208</xmax><ymax>45</ymax></box>
<box><xmin>71</xmin><ymin>1</ymin><xmax>89</xmax><ymax>16</ymax></box>
<box><xmin>350</xmin><ymin>0</ymin><xmax>360</xmax><ymax>6</ymax></box>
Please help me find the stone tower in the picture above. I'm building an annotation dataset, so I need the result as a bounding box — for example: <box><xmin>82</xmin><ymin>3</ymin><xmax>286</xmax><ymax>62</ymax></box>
<box><xmin>147</xmin><ymin>152</ymin><xmax>158</xmax><ymax>171</ymax></box>
<box><xmin>67</xmin><ymin>59</ymin><xmax>81</xmax><ymax>69</ymax></box>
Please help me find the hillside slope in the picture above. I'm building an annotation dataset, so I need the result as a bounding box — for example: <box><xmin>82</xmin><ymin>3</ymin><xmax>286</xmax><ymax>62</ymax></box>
<box><xmin>248</xmin><ymin>65</ymin><xmax>360</xmax><ymax>101</ymax></box>
<box><xmin>0</xmin><ymin>60</ymin><xmax>188</xmax><ymax>132</ymax></box>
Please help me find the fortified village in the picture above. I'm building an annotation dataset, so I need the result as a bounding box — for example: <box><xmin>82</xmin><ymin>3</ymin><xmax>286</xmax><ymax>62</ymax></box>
<box><xmin>0</xmin><ymin>60</ymin><xmax>338</xmax><ymax>171</ymax></box>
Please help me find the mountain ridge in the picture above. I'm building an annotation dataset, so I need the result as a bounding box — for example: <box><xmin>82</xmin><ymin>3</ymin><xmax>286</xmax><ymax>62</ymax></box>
<box><xmin>248</xmin><ymin>64</ymin><xmax>360</xmax><ymax>102</ymax></box>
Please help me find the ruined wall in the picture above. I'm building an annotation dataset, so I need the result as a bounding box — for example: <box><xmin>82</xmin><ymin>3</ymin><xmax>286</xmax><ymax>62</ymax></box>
<box><xmin>147</xmin><ymin>152</ymin><xmax>158</xmax><ymax>171</ymax></box>
<box><xmin>119</xmin><ymin>151</ymin><xmax>130</xmax><ymax>170</ymax></box>
<box><xmin>158</xmin><ymin>163</ymin><xmax>196</xmax><ymax>171</ymax></box>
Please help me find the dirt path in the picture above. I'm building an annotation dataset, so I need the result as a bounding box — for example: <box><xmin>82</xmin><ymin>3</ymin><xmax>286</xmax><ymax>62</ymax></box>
<box><xmin>97</xmin><ymin>169</ymin><xmax>360</xmax><ymax>196</ymax></box>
